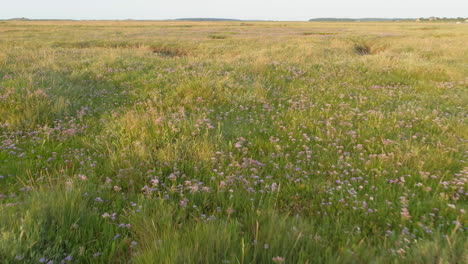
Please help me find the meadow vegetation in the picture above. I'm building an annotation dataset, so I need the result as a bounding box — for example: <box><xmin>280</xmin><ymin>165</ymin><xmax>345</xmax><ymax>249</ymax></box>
<box><xmin>0</xmin><ymin>21</ymin><xmax>467</xmax><ymax>263</ymax></box>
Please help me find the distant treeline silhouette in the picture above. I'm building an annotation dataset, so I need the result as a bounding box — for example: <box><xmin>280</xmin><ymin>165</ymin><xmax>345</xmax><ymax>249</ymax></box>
<box><xmin>309</xmin><ymin>17</ymin><xmax>467</xmax><ymax>22</ymax></box>
<box><xmin>175</xmin><ymin>18</ymin><xmax>242</xmax><ymax>21</ymax></box>
<box><xmin>3</xmin><ymin>17</ymin><xmax>466</xmax><ymax>22</ymax></box>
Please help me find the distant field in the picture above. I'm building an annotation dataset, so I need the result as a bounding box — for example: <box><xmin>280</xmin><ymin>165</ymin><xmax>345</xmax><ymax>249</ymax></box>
<box><xmin>0</xmin><ymin>21</ymin><xmax>467</xmax><ymax>263</ymax></box>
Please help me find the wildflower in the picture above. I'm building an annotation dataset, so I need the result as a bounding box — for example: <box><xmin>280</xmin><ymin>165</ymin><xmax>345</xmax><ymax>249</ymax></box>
<box><xmin>95</xmin><ymin>197</ymin><xmax>104</xmax><ymax>203</ymax></box>
<box><xmin>180</xmin><ymin>198</ymin><xmax>189</xmax><ymax>208</ymax></box>
<box><xmin>168</xmin><ymin>173</ymin><xmax>177</xmax><ymax>181</ymax></box>
<box><xmin>77</xmin><ymin>174</ymin><xmax>87</xmax><ymax>181</ymax></box>
<box><xmin>401</xmin><ymin>227</ymin><xmax>410</xmax><ymax>235</ymax></box>
<box><xmin>400</xmin><ymin>196</ymin><xmax>409</xmax><ymax>206</ymax></box>
<box><xmin>141</xmin><ymin>185</ymin><xmax>154</xmax><ymax>196</ymax></box>
<box><xmin>65</xmin><ymin>179</ymin><xmax>73</xmax><ymax>189</ymax></box>
<box><xmin>151</xmin><ymin>178</ymin><xmax>159</xmax><ymax>187</ymax></box>
<box><xmin>271</xmin><ymin>182</ymin><xmax>278</xmax><ymax>192</ymax></box>
<box><xmin>219</xmin><ymin>181</ymin><xmax>226</xmax><ymax>189</ymax></box>
<box><xmin>401</xmin><ymin>207</ymin><xmax>411</xmax><ymax>220</ymax></box>
<box><xmin>272</xmin><ymin>256</ymin><xmax>285</xmax><ymax>263</ymax></box>
<box><xmin>448</xmin><ymin>204</ymin><xmax>456</xmax><ymax>209</ymax></box>
<box><xmin>397</xmin><ymin>248</ymin><xmax>406</xmax><ymax>255</ymax></box>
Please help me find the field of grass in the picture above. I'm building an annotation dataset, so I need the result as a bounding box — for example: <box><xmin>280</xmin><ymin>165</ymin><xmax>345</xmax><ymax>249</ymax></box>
<box><xmin>0</xmin><ymin>21</ymin><xmax>467</xmax><ymax>263</ymax></box>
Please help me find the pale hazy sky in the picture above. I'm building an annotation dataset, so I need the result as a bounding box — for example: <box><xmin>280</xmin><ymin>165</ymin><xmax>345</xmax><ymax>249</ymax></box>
<box><xmin>1</xmin><ymin>0</ymin><xmax>467</xmax><ymax>20</ymax></box>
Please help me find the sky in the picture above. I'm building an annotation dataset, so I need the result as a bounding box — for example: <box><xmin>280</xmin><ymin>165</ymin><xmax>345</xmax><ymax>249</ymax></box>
<box><xmin>1</xmin><ymin>0</ymin><xmax>467</xmax><ymax>20</ymax></box>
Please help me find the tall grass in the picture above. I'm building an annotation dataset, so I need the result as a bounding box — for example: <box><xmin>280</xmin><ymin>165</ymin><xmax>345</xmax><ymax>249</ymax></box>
<box><xmin>0</xmin><ymin>21</ymin><xmax>467</xmax><ymax>263</ymax></box>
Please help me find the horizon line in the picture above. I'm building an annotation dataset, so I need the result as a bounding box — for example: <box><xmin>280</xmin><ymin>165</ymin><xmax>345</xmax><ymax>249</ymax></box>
<box><xmin>2</xmin><ymin>16</ymin><xmax>467</xmax><ymax>21</ymax></box>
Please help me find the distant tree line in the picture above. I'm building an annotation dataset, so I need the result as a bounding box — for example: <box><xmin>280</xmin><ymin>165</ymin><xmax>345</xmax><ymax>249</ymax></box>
<box><xmin>416</xmin><ymin>17</ymin><xmax>467</xmax><ymax>22</ymax></box>
<box><xmin>309</xmin><ymin>17</ymin><xmax>467</xmax><ymax>22</ymax></box>
<box><xmin>175</xmin><ymin>18</ymin><xmax>242</xmax><ymax>21</ymax></box>
<box><xmin>4</xmin><ymin>17</ymin><xmax>467</xmax><ymax>22</ymax></box>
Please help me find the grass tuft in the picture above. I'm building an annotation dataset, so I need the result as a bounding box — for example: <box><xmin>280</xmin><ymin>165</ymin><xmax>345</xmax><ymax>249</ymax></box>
<box><xmin>352</xmin><ymin>39</ymin><xmax>387</xmax><ymax>55</ymax></box>
<box><xmin>208</xmin><ymin>34</ymin><xmax>228</xmax><ymax>39</ymax></box>
<box><xmin>150</xmin><ymin>46</ymin><xmax>188</xmax><ymax>57</ymax></box>
<box><xmin>301</xmin><ymin>32</ymin><xmax>337</xmax><ymax>36</ymax></box>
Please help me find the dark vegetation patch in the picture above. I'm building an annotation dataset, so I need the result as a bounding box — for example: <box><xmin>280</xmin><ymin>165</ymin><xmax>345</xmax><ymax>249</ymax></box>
<box><xmin>52</xmin><ymin>41</ymin><xmax>143</xmax><ymax>49</ymax></box>
<box><xmin>417</xmin><ymin>27</ymin><xmax>439</xmax><ymax>30</ymax></box>
<box><xmin>169</xmin><ymin>25</ymin><xmax>194</xmax><ymax>28</ymax></box>
<box><xmin>352</xmin><ymin>39</ymin><xmax>387</xmax><ymax>56</ymax></box>
<box><xmin>354</xmin><ymin>42</ymin><xmax>372</xmax><ymax>55</ymax></box>
<box><xmin>208</xmin><ymin>34</ymin><xmax>228</xmax><ymax>39</ymax></box>
<box><xmin>52</xmin><ymin>41</ymin><xmax>188</xmax><ymax>57</ymax></box>
<box><xmin>301</xmin><ymin>32</ymin><xmax>337</xmax><ymax>36</ymax></box>
<box><xmin>150</xmin><ymin>46</ymin><xmax>188</xmax><ymax>57</ymax></box>
<box><xmin>1</xmin><ymin>29</ymin><xmax>23</xmax><ymax>33</ymax></box>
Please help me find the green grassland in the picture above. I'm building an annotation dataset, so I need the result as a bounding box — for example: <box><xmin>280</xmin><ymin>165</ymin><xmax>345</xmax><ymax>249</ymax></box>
<box><xmin>0</xmin><ymin>21</ymin><xmax>467</xmax><ymax>263</ymax></box>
